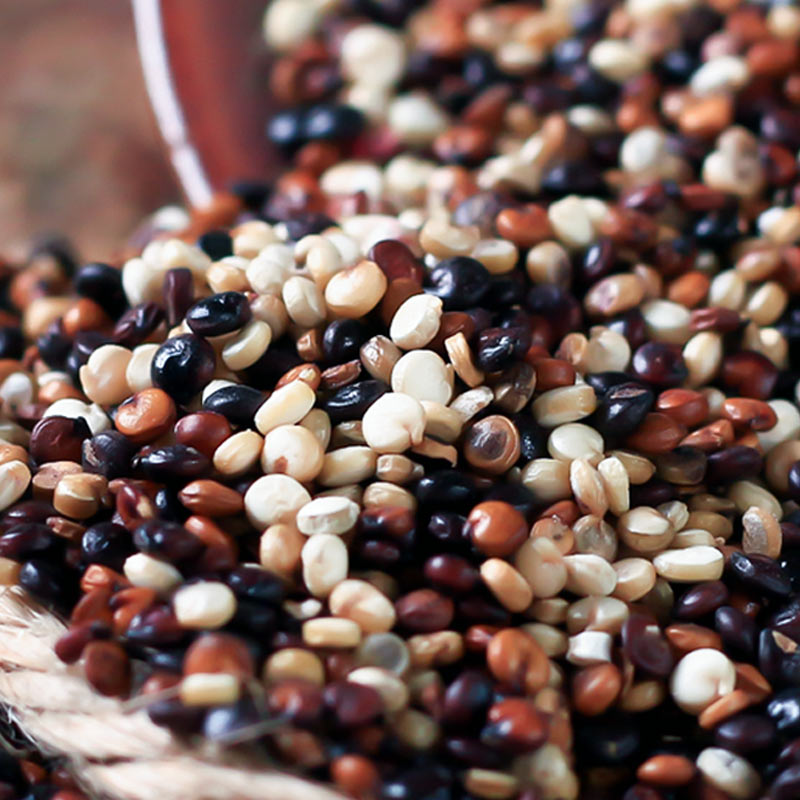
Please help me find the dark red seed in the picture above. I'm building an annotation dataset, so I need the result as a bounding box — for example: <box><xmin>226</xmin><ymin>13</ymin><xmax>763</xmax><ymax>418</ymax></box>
<box><xmin>675</xmin><ymin>581</ymin><xmax>730</xmax><ymax>619</ymax></box>
<box><xmin>323</xmin><ymin>681</ymin><xmax>384</xmax><ymax>728</ymax></box>
<box><xmin>395</xmin><ymin>589</ymin><xmax>454</xmax><ymax>632</ymax></box>
<box><xmin>368</xmin><ymin>239</ymin><xmax>424</xmax><ymax>284</ymax></box>
<box><xmin>621</xmin><ymin>614</ymin><xmax>674</xmax><ymax>677</ymax></box>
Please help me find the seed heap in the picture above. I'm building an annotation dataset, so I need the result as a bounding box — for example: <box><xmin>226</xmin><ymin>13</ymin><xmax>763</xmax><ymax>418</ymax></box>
<box><xmin>0</xmin><ymin>0</ymin><xmax>799</xmax><ymax>797</ymax></box>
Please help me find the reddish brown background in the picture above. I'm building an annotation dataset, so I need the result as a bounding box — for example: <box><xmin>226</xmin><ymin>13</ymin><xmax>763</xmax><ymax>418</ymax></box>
<box><xmin>0</xmin><ymin>1</ymin><xmax>178</xmax><ymax>262</ymax></box>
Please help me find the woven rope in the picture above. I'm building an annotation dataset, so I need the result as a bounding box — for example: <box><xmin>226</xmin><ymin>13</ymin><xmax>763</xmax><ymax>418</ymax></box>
<box><xmin>0</xmin><ymin>587</ymin><xmax>345</xmax><ymax>800</ymax></box>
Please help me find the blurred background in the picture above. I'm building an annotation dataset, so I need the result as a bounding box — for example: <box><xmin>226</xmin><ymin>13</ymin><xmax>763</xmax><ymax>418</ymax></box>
<box><xmin>0</xmin><ymin>1</ymin><xmax>178</xmax><ymax>262</ymax></box>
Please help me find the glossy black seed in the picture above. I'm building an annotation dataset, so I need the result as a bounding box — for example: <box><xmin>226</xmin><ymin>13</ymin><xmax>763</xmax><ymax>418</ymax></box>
<box><xmin>74</xmin><ymin>262</ymin><xmax>127</xmax><ymax>318</ymax></box>
<box><xmin>771</xmin><ymin>598</ymin><xmax>800</xmax><ymax>643</ymax></box>
<box><xmin>714</xmin><ymin>606</ymin><xmax>757</xmax><ymax>656</ymax></box>
<box><xmin>126</xmin><ymin>605</ymin><xmax>187</xmax><ymax>645</ymax></box>
<box><xmin>226</xmin><ymin>565</ymin><xmax>285</xmax><ymax>606</ymax></box>
<box><xmin>543</xmin><ymin>162</ymin><xmax>607</xmax><ymax>197</ymax></box>
<box><xmin>426</xmin><ymin>512</ymin><xmax>469</xmax><ymax>550</ymax></box>
<box><xmin>197</xmin><ymin>230</ymin><xmax>233</xmax><ymax>261</ymax></box>
<box><xmin>303</xmin><ymin>103</ymin><xmax>364</xmax><ymax>141</ymax></box>
<box><xmin>0</xmin><ymin>326</ymin><xmax>24</xmax><ymax>359</ymax></box>
<box><xmin>714</xmin><ymin>713</ymin><xmax>776</xmax><ymax>754</ymax></box>
<box><xmin>204</xmin><ymin>698</ymin><xmax>261</xmax><ymax>742</ymax></box>
<box><xmin>584</xmin><ymin>371</ymin><xmax>631</xmax><ymax>396</ymax></box>
<box><xmin>81</xmin><ymin>522</ymin><xmax>133</xmax><ymax>571</ymax></box>
<box><xmin>525</xmin><ymin>285</ymin><xmax>583</xmax><ymax>339</ymax></box>
<box><xmin>674</xmin><ymin>581</ymin><xmax>730</xmax><ymax>619</ymax></box>
<box><xmin>147</xmin><ymin>698</ymin><xmax>205</xmax><ymax>735</ymax></box>
<box><xmin>608</xmin><ymin>308</ymin><xmax>648</xmax><ymax>350</ymax></box>
<box><xmin>483</xmin><ymin>482</ymin><xmax>537</xmax><ymax>520</ymax></box>
<box><xmin>163</xmin><ymin>267</ymin><xmax>195</xmax><ymax>327</ymax></box>
<box><xmin>768</xmin><ymin>690</ymin><xmax>800</xmax><ymax>734</ymax></box>
<box><xmin>37</xmin><ymin>327</ymin><xmax>72</xmax><ymax>369</ymax></box>
<box><xmin>441</xmin><ymin>669</ymin><xmax>493</xmax><ymax>726</ymax></box>
<box><xmin>113</xmin><ymin>302</ymin><xmax>164</xmax><ymax>348</ymax></box>
<box><xmin>19</xmin><ymin>559</ymin><xmax>74</xmax><ymax>604</ymax></box>
<box><xmin>452</xmin><ymin>191</ymin><xmax>514</xmax><ymax>229</ymax></box>
<box><xmin>416</xmin><ymin>471</ymin><xmax>478</xmax><ymax>512</ymax></box>
<box><xmin>632</xmin><ymin>342</ymin><xmax>688</xmax><ymax>387</ymax></box>
<box><xmin>2</xmin><ymin>501</ymin><xmax>56</xmax><ymax>529</ymax></box>
<box><xmin>706</xmin><ymin>446</ymin><xmax>764</xmax><ymax>485</ymax></box>
<box><xmin>322</xmin><ymin>380</ymin><xmax>387</xmax><ymax>423</ymax></box>
<box><xmin>155</xmin><ymin>487</ymin><xmax>188</xmax><ymax>523</ymax></box>
<box><xmin>580</xmin><ymin>239</ymin><xmax>616</xmax><ymax>283</ymax></box>
<box><xmin>512</xmin><ymin>414</ymin><xmax>547</xmax><ymax>462</ymax></box>
<box><xmin>729</xmin><ymin>551</ymin><xmax>792</xmax><ymax>598</ymax></box>
<box><xmin>621</xmin><ymin>614</ymin><xmax>674</xmax><ymax>678</ymax></box>
<box><xmin>457</xmin><ymin>596</ymin><xmax>511</xmax><ymax>626</ymax></box>
<box><xmin>380</xmin><ymin>768</ymin><xmax>452</xmax><ymax>800</ymax></box>
<box><xmin>135</xmin><ymin>444</ymin><xmax>210</xmax><ymax>482</ymax></box>
<box><xmin>82</xmin><ymin>430</ymin><xmax>135</xmax><ymax>479</ymax></box>
<box><xmin>267</xmin><ymin>109</ymin><xmax>305</xmax><ymax>147</ymax></box>
<box><xmin>186</xmin><ymin>292</ymin><xmax>251</xmax><ymax>337</ymax></box>
<box><xmin>229</xmin><ymin>597</ymin><xmax>278</xmax><ymax>635</ymax></box>
<box><xmin>283</xmin><ymin>212</ymin><xmax>337</xmax><ymax>241</ymax></box>
<box><xmin>629</xmin><ymin>479</ymin><xmax>676</xmax><ymax>508</ymax></box>
<box><xmin>0</xmin><ymin>524</ymin><xmax>60</xmax><ymax>560</ymax></box>
<box><xmin>593</xmin><ymin>382</ymin><xmax>653</xmax><ymax>439</ymax></box>
<box><xmin>203</xmin><ymin>384</ymin><xmax>265</xmax><ymax>428</ymax></box>
<box><xmin>772</xmin><ymin>765</ymin><xmax>800</xmax><ymax>800</ymax></box>
<box><xmin>151</xmin><ymin>334</ymin><xmax>216</xmax><ymax>404</ymax></box>
<box><xmin>760</xmin><ymin>628</ymin><xmax>788</xmax><ymax>685</ymax></box>
<box><xmin>428</xmin><ymin>257</ymin><xmax>490</xmax><ymax>310</ymax></box>
<box><xmin>132</xmin><ymin>520</ymin><xmax>204</xmax><ymax>562</ymax></box>
<box><xmin>475</xmin><ymin>326</ymin><xmax>531</xmax><ymax>372</ymax></box>
<box><xmin>788</xmin><ymin>461</ymin><xmax>800</xmax><ymax>503</ymax></box>
<box><xmin>323</xmin><ymin>319</ymin><xmax>369</xmax><ymax>364</ymax></box>
<box><xmin>575</xmin><ymin>716</ymin><xmax>640</xmax><ymax>765</ymax></box>
<box><xmin>445</xmin><ymin>737</ymin><xmax>506</xmax><ymax>768</ymax></box>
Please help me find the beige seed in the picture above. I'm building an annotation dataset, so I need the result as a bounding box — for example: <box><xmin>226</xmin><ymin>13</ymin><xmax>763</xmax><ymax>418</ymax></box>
<box><xmin>609</xmin><ymin>450</ymin><xmax>655</xmax><ymax>485</ymax></box>
<box><xmin>348</xmin><ymin>667</ymin><xmax>409</xmax><ymax>712</ymax></box>
<box><xmin>597</xmin><ymin>456</ymin><xmax>630</xmax><ymax>515</ymax></box>
<box><xmin>515</xmin><ymin>537</ymin><xmax>568</xmax><ymax>597</ymax></box>
<box><xmin>421</xmin><ymin>401</ymin><xmax>463</xmax><ymax>443</ymax></box>
<box><xmin>213</xmin><ymin>430</ymin><xmax>263</xmax><ymax>477</ymax></box>
<box><xmin>263</xmin><ymin>648</ymin><xmax>325</xmax><ymax>686</ymax></box>
<box><xmin>325</xmin><ymin>260</ymin><xmax>387</xmax><ymax>318</ymax></box>
<box><xmin>464</xmin><ymin>769</ymin><xmax>519</xmax><ymax>800</ymax></box>
<box><xmin>572</xmin><ymin>515</ymin><xmax>617</xmax><ymax>561</ymax></box>
<box><xmin>360</xmin><ymin>335</ymin><xmax>402</xmax><ymax>383</ymax></box>
<box><xmin>259</xmin><ymin>523</ymin><xmax>304</xmax><ymax>577</ymax></box>
<box><xmin>617</xmin><ymin>507</ymin><xmax>674</xmax><ymax>553</ymax></box>
<box><xmin>123</xmin><ymin>553</ymin><xmax>182</xmax><ymax>592</ymax></box>
<box><xmin>570</xmin><ymin>459</ymin><xmax>608</xmax><ymax>517</ymax></box>
<box><xmin>548</xmin><ymin>423</ymin><xmax>604</xmax><ymax>464</ymax></box>
<box><xmin>445</xmin><ymin>333</ymin><xmax>484</xmax><ymax>388</ymax></box>
<box><xmin>521</xmin><ymin>458</ymin><xmax>571</xmax><ymax>503</ymax></box>
<box><xmin>318</xmin><ymin>446</ymin><xmax>377</xmax><ymax>487</ymax></box>
<box><xmin>695</xmin><ymin>748</ymin><xmax>760</xmax><ymax>800</ymax></box>
<box><xmin>390</xmin><ymin>294</ymin><xmax>443</xmax><ymax>349</ymax></box>
<box><xmin>563</xmin><ymin>554</ymin><xmax>618</xmax><ymax>596</ymax></box>
<box><xmin>728</xmin><ymin>481</ymin><xmax>783</xmax><ymax>519</ymax></box>
<box><xmin>612</xmin><ymin>558</ymin><xmax>657</xmax><ymax>602</ymax></box>
<box><xmin>0</xmin><ymin>460</ymin><xmax>31</xmax><ymax>512</ymax></box>
<box><xmin>78</xmin><ymin>344</ymin><xmax>132</xmax><ymax>406</ymax></box>
<box><xmin>180</xmin><ymin>673</ymin><xmax>240</xmax><ymax>706</ymax></box>
<box><xmin>221</xmin><ymin>320</ymin><xmax>272</xmax><ymax>371</ymax></box>
<box><xmin>254</xmin><ymin>380</ymin><xmax>316</xmax><ymax>435</ymax></box>
<box><xmin>261</xmin><ymin>424</ymin><xmax>324</xmax><ymax>482</ymax></box>
<box><xmin>391</xmin><ymin>350</ymin><xmax>454</xmax><ymax>404</ymax></box>
<box><xmin>480</xmin><ymin>559</ymin><xmax>534</xmax><ymax>613</ymax></box>
<box><xmin>362</xmin><ymin>392</ymin><xmax>426</xmax><ymax>453</ymax></box>
<box><xmin>329</xmin><ymin>578</ymin><xmax>397</xmax><ymax>633</ymax></box>
<box><xmin>302</xmin><ymin>533</ymin><xmax>348</xmax><ymax>598</ymax></box>
<box><xmin>302</xmin><ymin>617</ymin><xmax>362</xmax><ymax>648</ymax></box>
<box><xmin>532</xmin><ymin>384</ymin><xmax>597</xmax><ymax>427</ymax></box>
<box><xmin>244</xmin><ymin>474</ymin><xmax>311</xmax><ymax>529</ymax></box>
<box><xmin>742</xmin><ymin>506</ymin><xmax>782</xmax><ymax>559</ymax></box>
<box><xmin>173</xmin><ymin>582</ymin><xmax>237</xmax><ymax>629</ymax></box>
<box><xmin>670</xmin><ymin>649</ymin><xmax>736</xmax><ymax>714</ymax></box>
<box><xmin>566</xmin><ymin>630</ymin><xmax>613</xmax><ymax>666</ymax></box>
<box><xmin>297</xmin><ymin>496</ymin><xmax>360</xmax><ymax>536</ymax></box>
<box><xmin>566</xmin><ymin>596</ymin><xmax>630</xmax><ymax>635</ymax></box>
<box><xmin>653</xmin><ymin>546</ymin><xmax>724</xmax><ymax>582</ymax></box>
